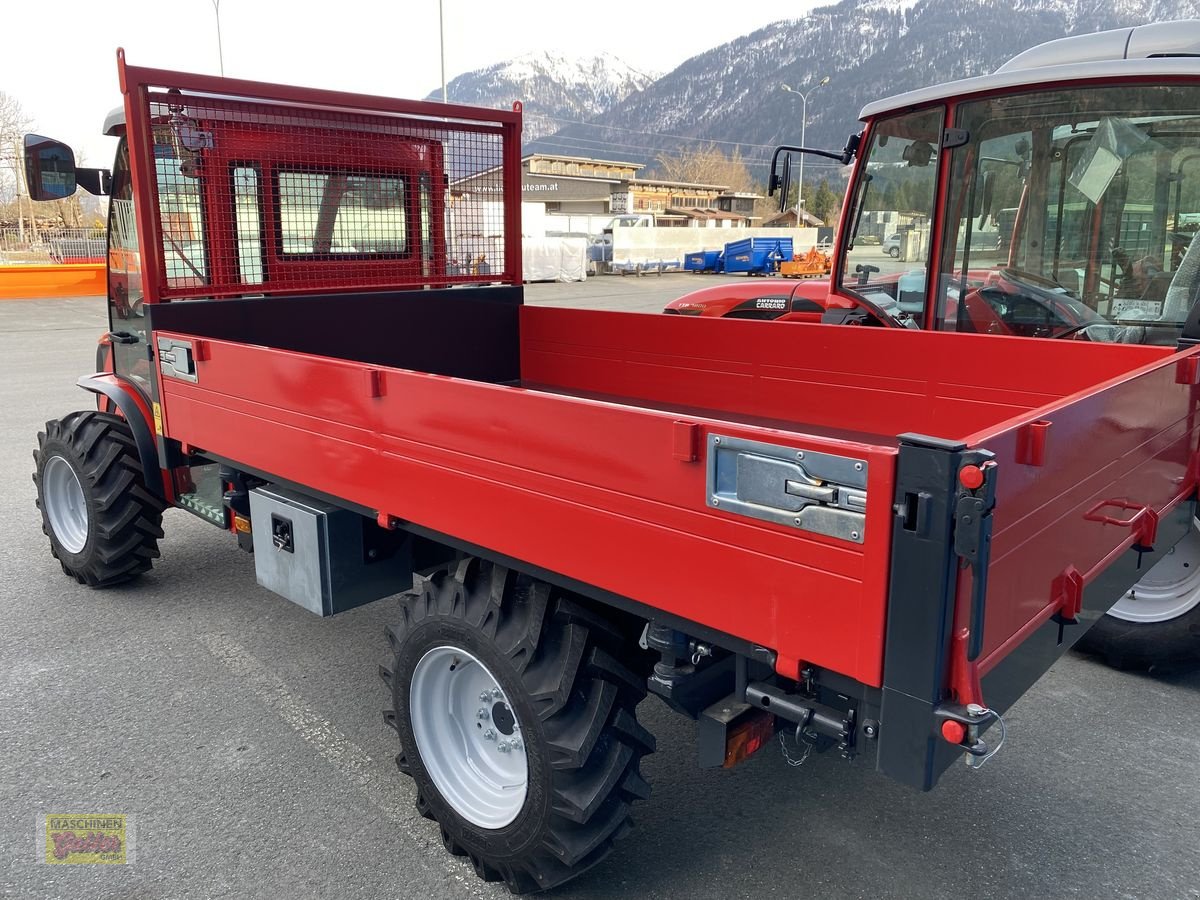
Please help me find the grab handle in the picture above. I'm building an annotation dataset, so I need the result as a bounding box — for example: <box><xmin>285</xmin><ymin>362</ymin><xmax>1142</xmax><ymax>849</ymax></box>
<box><xmin>1083</xmin><ymin>499</ymin><xmax>1159</xmax><ymax>547</ymax></box>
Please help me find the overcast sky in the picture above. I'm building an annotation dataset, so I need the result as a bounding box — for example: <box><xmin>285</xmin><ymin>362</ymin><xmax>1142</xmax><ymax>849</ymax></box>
<box><xmin>2</xmin><ymin>0</ymin><xmax>812</xmax><ymax>168</ymax></box>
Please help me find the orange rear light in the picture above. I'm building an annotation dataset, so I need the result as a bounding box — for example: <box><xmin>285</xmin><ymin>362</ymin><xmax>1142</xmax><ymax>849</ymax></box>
<box><xmin>723</xmin><ymin>710</ymin><xmax>776</xmax><ymax>768</ymax></box>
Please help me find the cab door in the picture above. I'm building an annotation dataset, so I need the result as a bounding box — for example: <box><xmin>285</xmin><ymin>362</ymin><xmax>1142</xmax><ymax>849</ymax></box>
<box><xmin>105</xmin><ymin>138</ymin><xmax>151</xmax><ymax>388</ymax></box>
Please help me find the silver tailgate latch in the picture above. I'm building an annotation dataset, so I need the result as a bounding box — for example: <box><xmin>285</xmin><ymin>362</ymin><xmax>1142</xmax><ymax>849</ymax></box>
<box><xmin>157</xmin><ymin>337</ymin><xmax>199</xmax><ymax>383</ymax></box>
<box><xmin>706</xmin><ymin>434</ymin><xmax>868</xmax><ymax>543</ymax></box>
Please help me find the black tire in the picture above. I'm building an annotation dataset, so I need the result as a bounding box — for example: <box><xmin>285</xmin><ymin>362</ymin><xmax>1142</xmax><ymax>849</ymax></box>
<box><xmin>888</xmin><ymin>247</ymin><xmax>900</xmax><ymax>259</ymax></box>
<box><xmin>1076</xmin><ymin>607</ymin><xmax>1200</xmax><ymax>671</ymax></box>
<box><xmin>382</xmin><ymin>558</ymin><xmax>654</xmax><ymax>894</ymax></box>
<box><xmin>1075</xmin><ymin>529</ymin><xmax>1200</xmax><ymax>671</ymax></box>
<box><xmin>34</xmin><ymin>410</ymin><xmax>165</xmax><ymax>587</ymax></box>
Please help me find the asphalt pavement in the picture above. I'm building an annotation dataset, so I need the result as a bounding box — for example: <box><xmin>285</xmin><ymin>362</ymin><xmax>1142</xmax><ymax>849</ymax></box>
<box><xmin>2</xmin><ymin>285</ymin><xmax>1199</xmax><ymax>900</ymax></box>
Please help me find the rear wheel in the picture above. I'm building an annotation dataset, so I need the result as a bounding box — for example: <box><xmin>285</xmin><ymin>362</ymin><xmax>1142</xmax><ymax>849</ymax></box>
<box><xmin>34</xmin><ymin>411</ymin><xmax>165</xmax><ymax>587</ymax></box>
<box><xmin>1076</xmin><ymin>523</ymin><xmax>1200</xmax><ymax>670</ymax></box>
<box><xmin>382</xmin><ymin>558</ymin><xmax>654</xmax><ymax>893</ymax></box>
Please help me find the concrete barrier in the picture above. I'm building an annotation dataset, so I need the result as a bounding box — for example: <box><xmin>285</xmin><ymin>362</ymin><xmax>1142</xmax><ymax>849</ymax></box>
<box><xmin>0</xmin><ymin>264</ymin><xmax>106</xmax><ymax>299</ymax></box>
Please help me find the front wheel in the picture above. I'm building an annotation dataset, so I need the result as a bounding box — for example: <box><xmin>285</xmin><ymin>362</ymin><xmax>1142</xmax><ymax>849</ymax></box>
<box><xmin>1076</xmin><ymin>523</ymin><xmax>1200</xmax><ymax>670</ymax></box>
<box><xmin>382</xmin><ymin>559</ymin><xmax>654</xmax><ymax>893</ymax></box>
<box><xmin>888</xmin><ymin>247</ymin><xmax>900</xmax><ymax>258</ymax></box>
<box><xmin>33</xmin><ymin>411</ymin><xmax>165</xmax><ymax>587</ymax></box>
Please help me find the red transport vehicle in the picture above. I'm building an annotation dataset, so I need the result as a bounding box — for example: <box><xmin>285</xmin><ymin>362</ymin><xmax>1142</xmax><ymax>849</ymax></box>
<box><xmin>666</xmin><ymin>20</ymin><xmax>1200</xmax><ymax>671</ymax></box>
<box><xmin>24</xmin><ymin>46</ymin><xmax>1200</xmax><ymax>892</ymax></box>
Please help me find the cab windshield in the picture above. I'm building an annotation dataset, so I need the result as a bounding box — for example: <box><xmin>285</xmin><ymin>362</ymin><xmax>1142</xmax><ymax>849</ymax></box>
<box><xmin>938</xmin><ymin>84</ymin><xmax>1200</xmax><ymax>343</ymax></box>
<box><xmin>838</xmin><ymin>107</ymin><xmax>943</xmax><ymax>321</ymax></box>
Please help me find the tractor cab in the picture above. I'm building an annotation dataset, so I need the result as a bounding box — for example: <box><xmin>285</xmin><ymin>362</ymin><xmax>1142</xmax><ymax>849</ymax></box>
<box><xmin>24</xmin><ymin>54</ymin><xmax>521</xmax><ymax>519</ymax></box>
<box><xmin>24</xmin><ymin>67</ymin><xmax>509</xmax><ymax>397</ymax></box>
<box><xmin>772</xmin><ymin>20</ymin><xmax>1200</xmax><ymax>343</ymax></box>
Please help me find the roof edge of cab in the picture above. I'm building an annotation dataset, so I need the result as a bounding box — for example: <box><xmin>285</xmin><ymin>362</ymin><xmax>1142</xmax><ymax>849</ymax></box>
<box><xmin>103</xmin><ymin>105</ymin><xmax>125</xmax><ymax>136</ymax></box>
<box><xmin>859</xmin><ymin>19</ymin><xmax>1200</xmax><ymax>122</ymax></box>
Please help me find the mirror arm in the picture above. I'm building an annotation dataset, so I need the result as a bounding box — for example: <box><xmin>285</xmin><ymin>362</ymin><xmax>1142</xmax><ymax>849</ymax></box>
<box><xmin>76</xmin><ymin>168</ymin><xmax>112</xmax><ymax>196</ymax></box>
<box><xmin>768</xmin><ymin>144</ymin><xmax>842</xmax><ymax>197</ymax></box>
<box><xmin>768</xmin><ymin>132</ymin><xmax>862</xmax><ymax>199</ymax></box>
<box><xmin>768</xmin><ymin>134</ymin><xmax>862</xmax><ymax>216</ymax></box>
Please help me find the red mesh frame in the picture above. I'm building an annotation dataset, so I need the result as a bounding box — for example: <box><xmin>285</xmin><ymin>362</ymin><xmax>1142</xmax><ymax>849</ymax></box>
<box><xmin>117</xmin><ymin>53</ymin><xmax>522</xmax><ymax>302</ymax></box>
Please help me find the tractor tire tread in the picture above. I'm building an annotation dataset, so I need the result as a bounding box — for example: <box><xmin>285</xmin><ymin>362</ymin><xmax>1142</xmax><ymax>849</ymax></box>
<box><xmin>385</xmin><ymin>559</ymin><xmax>652</xmax><ymax>893</ymax></box>
<box><xmin>34</xmin><ymin>410</ymin><xmax>164</xmax><ymax>588</ymax></box>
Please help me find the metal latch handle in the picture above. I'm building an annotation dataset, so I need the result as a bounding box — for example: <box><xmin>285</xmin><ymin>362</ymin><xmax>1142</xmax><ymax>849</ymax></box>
<box><xmin>707</xmin><ymin>435</ymin><xmax>868</xmax><ymax>543</ymax></box>
<box><xmin>785</xmin><ymin>480</ymin><xmax>835</xmax><ymax>504</ymax></box>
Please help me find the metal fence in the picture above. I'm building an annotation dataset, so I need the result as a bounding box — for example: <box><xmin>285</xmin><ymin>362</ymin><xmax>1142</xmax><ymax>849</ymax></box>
<box><xmin>0</xmin><ymin>226</ymin><xmax>106</xmax><ymax>264</ymax></box>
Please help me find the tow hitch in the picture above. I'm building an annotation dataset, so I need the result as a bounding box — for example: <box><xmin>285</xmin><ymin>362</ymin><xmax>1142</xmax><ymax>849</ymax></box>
<box><xmin>744</xmin><ymin>681</ymin><xmax>858</xmax><ymax>759</ymax></box>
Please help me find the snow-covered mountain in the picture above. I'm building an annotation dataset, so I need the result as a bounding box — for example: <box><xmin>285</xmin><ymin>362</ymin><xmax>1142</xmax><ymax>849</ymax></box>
<box><xmin>426</xmin><ymin>51</ymin><xmax>657</xmax><ymax>143</ymax></box>
<box><xmin>527</xmin><ymin>0</ymin><xmax>1198</xmax><ymax>180</ymax></box>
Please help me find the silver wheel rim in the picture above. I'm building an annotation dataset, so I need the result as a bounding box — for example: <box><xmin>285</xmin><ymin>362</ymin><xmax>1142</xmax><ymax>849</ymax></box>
<box><xmin>1110</xmin><ymin>521</ymin><xmax>1200</xmax><ymax>623</ymax></box>
<box><xmin>43</xmin><ymin>455</ymin><xmax>89</xmax><ymax>554</ymax></box>
<box><xmin>409</xmin><ymin>646</ymin><xmax>527</xmax><ymax>829</ymax></box>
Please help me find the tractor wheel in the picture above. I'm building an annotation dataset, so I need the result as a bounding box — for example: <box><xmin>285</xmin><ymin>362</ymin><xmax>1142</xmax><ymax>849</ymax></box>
<box><xmin>33</xmin><ymin>410</ymin><xmax>165</xmax><ymax>587</ymax></box>
<box><xmin>382</xmin><ymin>559</ymin><xmax>654</xmax><ymax>893</ymax></box>
<box><xmin>1076</xmin><ymin>522</ymin><xmax>1200</xmax><ymax>670</ymax></box>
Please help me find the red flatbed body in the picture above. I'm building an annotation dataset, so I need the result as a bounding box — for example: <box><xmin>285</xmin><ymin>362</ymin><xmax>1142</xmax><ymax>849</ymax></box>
<box><xmin>112</xmin><ymin>58</ymin><xmax>1200</xmax><ymax>790</ymax></box>
<box><xmin>151</xmin><ymin>305</ymin><xmax>1200</xmax><ymax>685</ymax></box>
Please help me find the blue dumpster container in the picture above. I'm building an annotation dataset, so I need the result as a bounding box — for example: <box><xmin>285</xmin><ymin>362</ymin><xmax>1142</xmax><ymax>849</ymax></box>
<box><xmin>684</xmin><ymin>250</ymin><xmax>722</xmax><ymax>272</ymax></box>
<box><xmin>722</xmin><ymin>237</ymin><xmax>793</xmax><ymax>274</ymax></box>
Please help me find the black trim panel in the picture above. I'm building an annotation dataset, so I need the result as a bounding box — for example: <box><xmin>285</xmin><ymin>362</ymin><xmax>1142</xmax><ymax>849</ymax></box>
<box><xmin>791</xmin><ymin>297</ymin><xmax>825</xmax><ymax>314</ymax></box>
<box><xmin>146</xmin><ymin>285</ymin><xmax>523</xmax><ymax>383</ymax></box>
<box><xmin>876</xmin><ymin>434</ymin><xmax>966</xmax><ymax>790</ymax></box>
<box><xmin>879</xmin><ymin>430</ymin><xmax>1196</xmax><ymax>791</ymax></box>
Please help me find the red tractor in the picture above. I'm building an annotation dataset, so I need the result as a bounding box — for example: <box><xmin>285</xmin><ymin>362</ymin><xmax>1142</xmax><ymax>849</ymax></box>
<box><xmin>667</xmin><ymin>21</ymin><xmax>1200</xmax><ymax>671</ymax></box>
<box><xmin>24</xmin><ymin>42</ymin><xmax>1200</xmax><ymax>892</ymax></box>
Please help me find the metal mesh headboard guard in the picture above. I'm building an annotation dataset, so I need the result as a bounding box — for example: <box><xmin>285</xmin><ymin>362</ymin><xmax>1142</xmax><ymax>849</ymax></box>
<box><xmin>118</xmin><ymin>56</ymin><xmax>522</xmax><ymax>302</ymax></box>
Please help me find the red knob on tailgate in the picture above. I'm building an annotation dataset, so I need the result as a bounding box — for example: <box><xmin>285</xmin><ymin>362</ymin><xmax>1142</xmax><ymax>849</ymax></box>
<box><xmin>958</xmin><ymin>465</ymin><xmax>985</xmax><ymax>490</ymax></box>
<box><xmin>941</xmin><ymin>720</ymin><xmax>967</xmax><ymax>744</ymax></box>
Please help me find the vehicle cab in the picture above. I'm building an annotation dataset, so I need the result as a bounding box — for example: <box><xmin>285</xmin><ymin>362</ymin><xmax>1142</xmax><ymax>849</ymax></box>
<box><xmin>829</xmin><ymin>20</ymin><xmax>1200</xmax><ymax>343</ymax></box>
<box><xmin>673</xmin><ymin>21</ymin><xmax>1200</xmax><ymax>339</ymax></box>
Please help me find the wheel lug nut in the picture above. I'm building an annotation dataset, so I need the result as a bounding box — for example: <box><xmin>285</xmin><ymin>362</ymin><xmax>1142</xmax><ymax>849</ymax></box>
<box><xmin>479</xmin><ymin>691</ymin><xmax>491</xmax><ymax>702</ymax></box>
<box><xmin>511</xmin><ymin>739</ymin><xmax>523</xmax><ymax>752</ymax></box>
<box><xmin>491</xmin><ymin>687</ymin><xmax>503</xmax><ymax>700</ymax></box>
<box><xmin>477</xmin><ymin>708</ymin><xmax>489</xmax><ymax>720</ymax></box>
<box><xmin>483</xmin><ymin>729</ymin><xmax>496</xmax><ymax>741</ymax></box>
<box><xmin>497</xmin><ymin>741</ymin><xmax>510</xmax><ymax>753</ymax></box>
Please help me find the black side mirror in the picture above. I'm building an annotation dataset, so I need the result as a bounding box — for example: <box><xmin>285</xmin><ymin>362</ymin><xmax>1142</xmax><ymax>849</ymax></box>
<box><xmin>776</xmin><ymin>154</ymin><xmax>792</xmax><ymax>213</ymax></box>
<box><xmin>24</xmin><ymin>134</ymin><xmax>77</xmax><ymax>201</ymax></box>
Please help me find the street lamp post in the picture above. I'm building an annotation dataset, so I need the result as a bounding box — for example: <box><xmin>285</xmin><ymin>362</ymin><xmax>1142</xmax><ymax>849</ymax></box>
<box><xmin>780</xmin><ymin>76</ymin><xmax>830</xmax><ymax>219</ymax></box>
<box><xmin>211</xmin><ymin>0</ymin><xmax>225</xmax><ymax>76</ymax></box>
<box><xmin>439</xmin><ymin>0</ymin><xmax>447</xmax><ymax>102</ymax></box>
